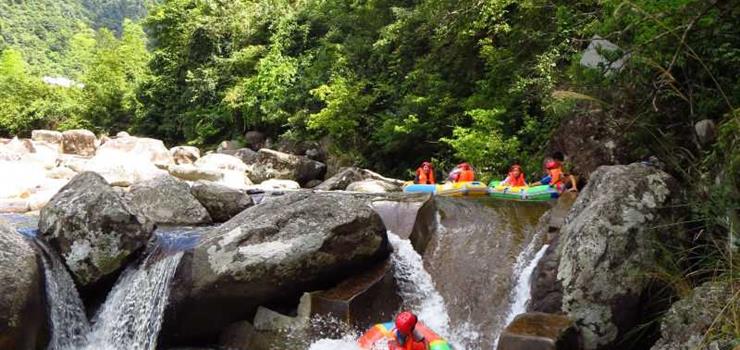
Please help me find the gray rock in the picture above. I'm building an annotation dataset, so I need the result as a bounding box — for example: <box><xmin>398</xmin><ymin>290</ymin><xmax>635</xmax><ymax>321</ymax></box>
<box><xmin>169</xmin><ymin>164</ymin><xmax>223</xmax><ymax>182</ymax></box>
<box><xmin>497</xmin><ymin>312</ymin><xmax>580</xmax><ymax>350</ymax></box>
<box><xmin>315</xmin><ymin>167</ymin><xmax>365</xmax><ymax>191</ymax></box>
<box><xmin>190</xmin><ymin>181</ymin><xmax>253</xmax><ymax>222</ymax></box>
<box><xmin>580</xmin><ymin>35</ymin><xmax>628</xmax><ymax>73</ymax></box>
<box><xmin>31</xmin><ymin>130</ymin><xmax>63</xmax><ymax>145</ymax></box>
<box><xmin>128</xmin><ymin>175</ymin><xmax>212</xmax><ymax>225</ymax></box>
<box><xmin>231</xmin><ymin>148</ymin><xmax>259</xmax><ymax>165</ymax></box>
<box><xmin>162</xmin><ymin>191</ymin><xmax>389</xmax><ymax>344</ymax></box>
<box><xmin>62</xmin><ymin>129</ymin><xmax>97</xmax><ymax>156</ymax></box>
<box><xmin>170</xmin><ymin>146</ymin><xmax>201</xmax><ymax>165</ymax></box>
<box><xmin>0</xmin><ymin>220</ymin><xmax>44</xmax><ymax>350</ymax></box>
<box><xmin>38</xmin><ymin>172</ymin><xmax>154</xmax><ymax>287</ymax></box>
<box><xmin>557</xmin><ymin>163</ymin><xmax>678</xmax><ymax>350</ymax></box>
<box><xmin>244</xmin><ymin>131</ymin><xmax>266</xmax><ymax>151</ymax></box>
<box><xmin>694</xmin><ymin>119</ymin><xmax>717</xmax><ymax>146</ymax></box>
<box><xmin>304</xmin><ymin>179</ymin><xmax>322</xmax><ymax>188</ymax></box>
<box><xmin>115</xmin><ymin>131</ymin><xmax>130</xmax><ymax>138</ymax></box>
<box><xmin>97</xmin><ymin>136</ymin><xmax>173</xmax><ymax>167</ymax></box>
<box><xmin>346</xmin><ymin>179</ymin><xmax>401</xmax><ymax>193</ymax></box>
<box><xmin>651</xmin><ymin>281</ymin><xmax>736</xmax><ymax>350</ymax></box>
<box><xmin>217</xmin><ymin>140</ymin><xmax>244</xmax><ymax>154</ymax></box>
<box><xmin>245</xmin><ymin>148</ymin><xmax>326</xmax><ymax>186</ymax></box>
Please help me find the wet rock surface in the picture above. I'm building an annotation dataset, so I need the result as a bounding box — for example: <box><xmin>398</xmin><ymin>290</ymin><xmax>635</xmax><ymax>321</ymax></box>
<box><xmin>162</xmin><ymin>191</ymin><xmax>389</xmax><ymax>344</ymax></box>
<box><xmin>38</xmin><ymin>172</ymin><xmax>154</xmax><ymax>288</ymax></box>
<box><xmin>557</xmin><ymin>163</ymin><xmax>679</xmax><ymax>350</ymax></box>
<box><xmin>0</xmin><ymin>219</ymin><xmax>44</xmax><ymax>350</ymax></box>
<box><xmin>497</xmin><ymin>312</ymin><xmax>580</xmax><ymax>350</ymax></box>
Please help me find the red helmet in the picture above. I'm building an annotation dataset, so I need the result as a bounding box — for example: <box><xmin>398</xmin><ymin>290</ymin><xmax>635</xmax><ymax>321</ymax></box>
<box><xmin>545</xmin><ymin>160</ymin><xmax>559</xmax><ymax>169</ymax></box>
<box><xmin>395</xmin><ymin>311</ymin><xmax>418</xmax><ymax>335</ymax></box>
<box><xmin>459</xmin><ymin>162</ymin><xmax>471</xmax><ymax>170</ymax></box>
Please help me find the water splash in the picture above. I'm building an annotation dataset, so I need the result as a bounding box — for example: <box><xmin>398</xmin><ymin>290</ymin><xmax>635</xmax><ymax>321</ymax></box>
<box><xmin>34</xmin><ymin>239</ymin><xmax>91</xmax><ymax>350</ymax></box>
<box><xmin>491</xmin><ymin>242</ymin><xmax>550</xmax><ymax>349</ymax></box>
<box><xmin>388</xmin><ymin>232</ymin><xmax>451</xmax><ymax>335</ymax></box>
<box><xmin>82</xmin><ymin>251</ymin><xmax>183</xmax><ymax>350</ymax></box>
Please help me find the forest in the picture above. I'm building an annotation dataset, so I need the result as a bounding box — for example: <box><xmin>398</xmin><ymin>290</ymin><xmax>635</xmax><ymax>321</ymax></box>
<box><xmin>2</xmin><ymin>0</ymin><xmax>738</xmax><ymax>212</ymax></box>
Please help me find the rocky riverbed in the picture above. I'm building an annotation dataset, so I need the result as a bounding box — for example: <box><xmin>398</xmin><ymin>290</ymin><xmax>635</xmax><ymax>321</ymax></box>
<box><xmin>0</xmin><ymin>130</ymin><xmax>735</xmax><ymax>350</ymax></box>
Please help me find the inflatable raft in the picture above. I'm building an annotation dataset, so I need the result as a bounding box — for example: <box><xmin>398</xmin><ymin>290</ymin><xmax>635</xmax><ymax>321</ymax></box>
<box><xmin>403</xmin><ymin>181</ymin><xmax>489</xmax><ymax>197</ymax></box>
<box><xmin>358</xmin><ymin>321</ymin><xmax>452</xmax><ymax>350</ymax></box>
<box><xmin>488</xmin><ymin>180</ymin><xmax>559</xmax><ymax>202</ymax></box>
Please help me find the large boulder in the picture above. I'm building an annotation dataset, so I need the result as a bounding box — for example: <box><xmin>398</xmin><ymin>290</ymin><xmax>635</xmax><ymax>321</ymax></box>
<box><xmin>217</xmin><ymin>140</ymin><xmax>244</xmax><ymax>154</ymax></box>
<box><xmin>170</xmin><ymin>146</ymin><xmax>201</xmax><ymax>165</ymax></box>
<box><xmin>96</xmin><ymin>136</ymin><xmax>173</xmax><ymax>167</ymax></box>
<box><xmin>244</xmin><ymin>131</ymin><xmax>266</xmax><ymax>150</ymax></box>
<box><xmin>557</xmin><ymin>163</ymin><xmax>678</xmax><ymax>350</ymax></box>
<box><xmin>231</xmin><ymin>148</ymin><xmax>259</xmax><ymax>165</ymax></box>
<box><xmin>0</xmin><ymin>220</ymin><xmax>44</xmax><ymax>350</ymax></box>
<box><xmin>257</xmin><ymin>179</ymin><xmax>300</xmax><ymax>191</ymax></box>
<box><xmin>195</xmin><ymin>153</ymin><xmax>253</xmax><ymax>189</ymax></box>
<box><xmin>128</xmin><ymin>175</ymin><xmax>211</xmax><ymax>225</ymax></box>
<box><xmin>62</xmin><ymin>129</ymin><xmax>97</xmax><ymax>156</ymax></box>
<box><xmin>190</xmin><ymin>181</ymin><xmax>253</xmax><ymax>222</ymax></box>
<box><xmin>650</xmin><ymin>281</ymin><xmax>736</xmax><ymax>350</ymax></box>
<box><xmin>31</xmin><ymin>130</ymin><xmax>63</xmax><ymax>145</ymax></box>
<box><xmin>38</xmin><ymin>172</ymin><xmax>155</xmax><ymax>288</ymax></box>
<box><xmin>162</xmin><ymin>191</ymin><xmax>389</xmax><ymax>344</ymax></box>
<box><xmin>497</xmin><ymin>313</ymin><xmax>580</xmax><ymax>350</ymax></box>
<box><xmin>84</xmin><ymin>154</ymin><xmax>168</xmax><ymax>187</ymax></box>
<box><xmin>245</xmin><ymin>149</ymin><xmax>326</xmax><ymax>186</ymax></box>
<box><xmin>169</xmin><ymin>164</ymin><xmax>223</xmax><ymax>182</ymax></box>
<box><xmin>346</xmin><ymin>179</ymin><xmax>401</xmax><ymax>193</ymax></box>
<box><xmin>315</xmin><ymin>167</ymin><xmax>365</xmax><ymax>191</ymax></box>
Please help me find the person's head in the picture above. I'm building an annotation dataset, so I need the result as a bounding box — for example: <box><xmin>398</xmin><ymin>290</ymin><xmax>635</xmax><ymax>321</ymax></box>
<box><xmin>421</xmin><ymin>161</ymin><xmax>432</xmax><ymax>172</ymax></box>
<box><xmin>459</xmin><ymin>162</ymin><xmax>471</xmax><ymax>171</ymax></box>
<box><xmin>510</xmin><ymin>164</ymin><xmax>522</xmax><ymax>177</ymax></box>
<box><xmin>545</xmin><ymin>160</ymin><xmax>560</xmax><ymax>171</ymax></box>
<box><xmin>395</xmin><ymin>311</ymin><xmax>418</xmax><ymax>336</ymax></box>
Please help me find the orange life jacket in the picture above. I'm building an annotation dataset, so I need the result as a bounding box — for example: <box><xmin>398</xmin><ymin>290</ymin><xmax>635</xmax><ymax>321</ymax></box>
<box><xmin>457</xmin><ymin>169</ymin><xmax>475</xmax><ymax>182</ymax></box>
<box><xmin>416</xmin><ymin>168</ymin><xmax>436</xmax><ymax>184</ymax></box>
<box><xmin>388</xmin><ymin>336</ymin><xmax>427</xmax><ymax>350</ymax></box>
<box><xmin>505</xmin><ymin>172</ymin><xmax>527</xmax><ymax>187</ymax></box>
<box><xmin>549</xmin><ymin>167</ymin><xmax>563</xmax><ymax>185</ymax></box>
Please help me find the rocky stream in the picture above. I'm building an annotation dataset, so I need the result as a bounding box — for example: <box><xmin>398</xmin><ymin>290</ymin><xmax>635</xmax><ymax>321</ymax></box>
<box><xmin>0</xmin><ymin>130</ymin><xmax>734</xmax><ymax>350</ymax></box>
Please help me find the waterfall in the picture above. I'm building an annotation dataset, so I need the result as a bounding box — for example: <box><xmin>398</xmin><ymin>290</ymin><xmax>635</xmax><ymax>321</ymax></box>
<box><xmin>491</xmin><ymin>241</ymin><xmax>550</xmax><ymax>349</ymax></box>
<box><xmin>34</xmin><ymin>239</ymin><xmax>91</xmax><ymax>350</ymax></box>
<box><xmin>82</xmin><ymin>250</ymin><xmax>183</xmax><ymax>350</ymax></box>
<box><xmin>31</xmin><ymin>226</ymin><xmax>193</xmax><ymax>350</ymax></box>
<box><xmin>388</xmin><ymin>232</ymin><xmax>452</xmax><ymax>336</ymax></box>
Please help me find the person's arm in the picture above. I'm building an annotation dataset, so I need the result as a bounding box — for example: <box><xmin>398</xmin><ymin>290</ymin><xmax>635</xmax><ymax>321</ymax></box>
<box><xmin>567</xmin><ymin>175</ymin><xmax>578</xmax><ymax>192</ymax></box>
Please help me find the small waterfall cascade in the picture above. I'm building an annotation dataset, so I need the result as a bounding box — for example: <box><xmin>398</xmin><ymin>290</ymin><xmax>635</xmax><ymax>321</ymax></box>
<box><xmin>34</xmin><ymin>239</ymin><xmax>91</xmax><ymax>350</ymax></box>
<box><xmin>82</xmin><ymin>249</ymin><xmax>183</xmax><ymax>350</ymax></box>
<box><xmin>387</xmin><ymin>232</ymin><xmax>452</xmax><ymax>337</ymax></box>
<box><xmin>491</xmin><ymin>241</ymin><xmax>550</xmax><ymax>348</ymax></box>
<box><xmin>30</xmin><ymin>226</ymin><xmax>195</xmax><ymax>350</ymax></box>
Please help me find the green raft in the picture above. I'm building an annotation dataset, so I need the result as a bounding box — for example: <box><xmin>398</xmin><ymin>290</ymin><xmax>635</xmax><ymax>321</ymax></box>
<box><xmin>488</xmin><ymin>180</ymin><xmax>560</xmax><ymax>202</ymax></box>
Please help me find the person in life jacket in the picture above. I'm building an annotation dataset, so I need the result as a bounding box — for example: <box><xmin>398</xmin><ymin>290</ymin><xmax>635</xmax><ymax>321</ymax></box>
<box><xmin>450</xmin><ymin>162</ymin><xmax>475</xmax><ymax>182</ymax></box>
<box><xmin>414</xmin><ymin>161</ymin><xmax>436</xmax><ymax>184</ymax></box>
<box><xmin>500</xmin><ymin>164</ymin><xmax>527</xmax><ymax>187</ymax></box>
<box><xmin>531</xmin><ymin>160</ymin><xmax>578</xmax><ymax>192</ymax></box>
<box><xmin>388</xmin><ymin>311</ymin><xmax>428</xmax><ymax>350</ymax></box>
